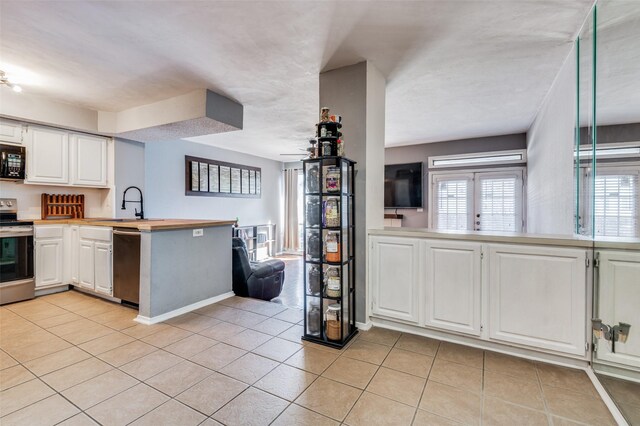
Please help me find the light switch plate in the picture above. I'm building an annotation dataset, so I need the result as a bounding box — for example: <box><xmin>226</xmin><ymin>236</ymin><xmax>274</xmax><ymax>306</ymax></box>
<box><xmin>417</xmin><ymin>208</ymin><xmax>424</xmax><ymax>212</ymax></box>
<box><xmin>193</xmin><ymin>229</ymin><xmax>204</xmax><ymax>237</ymax></box>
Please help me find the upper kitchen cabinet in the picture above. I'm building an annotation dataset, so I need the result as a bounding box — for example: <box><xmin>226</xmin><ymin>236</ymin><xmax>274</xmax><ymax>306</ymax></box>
<box><xmin>0</xmin><ymin>119</ymin><xmax>23</xmax><ymax>145</ymax></box>
<box><xmin>25</xmin><ymin>126</ymin><xmax>69</xmax><ymax>184</ymax></box>
<box><xmin>70</xmin><ymin>133</ymin><xmax>108</xmax><ymax>187</ymax></box>
<box><xmin>24</xmin><ymin>124</ymin><xmax>109</xmax><ymax>188</ymax></box>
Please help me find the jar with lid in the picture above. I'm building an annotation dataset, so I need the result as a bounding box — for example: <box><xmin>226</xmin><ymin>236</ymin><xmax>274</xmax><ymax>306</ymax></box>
<box><xmin>323</xmin><ymin>197</ymin><xmax>340</xmax><ymax>227</ymax></box>
<box><xmin>306</xmin><ymin>164</ymin><xmax>319</xmax><ymax>193</ymax></box>
<box><xmin>306</xmin><ymin>197</ymin><xmax>320</xmax><ymax>227</ymax></box>
<box><xmin>325</xmin><ymin>167</ymin><xmax>340</xmax><ymax>193</ymax></box>
<box><xmin>307</xmin><ymin>265</ymin><xmax>321</xmax><ymax>296</ymax></box>
<box><xmin>325</xmin><ymin>231</ymin><xmax>340</xmax><ymax>263</ymax></box>
<box><xmin>307</xmin><ymin>231</ymin><xmax>321</xmax><ymax>261</ymax></box>
<box><xmin>325</xmin><ymin>304</ymin><xmax>341</xmax><ymax>341</ymax></box>
<box><xmin>324</xmin><ymin>266</ymin><xmax>341</xmax><ymax>298</ymax></box>
<box><xmin>307</xmin><ymin>305</ymin><xmax>321</xmax><ymax>335</ymax></box>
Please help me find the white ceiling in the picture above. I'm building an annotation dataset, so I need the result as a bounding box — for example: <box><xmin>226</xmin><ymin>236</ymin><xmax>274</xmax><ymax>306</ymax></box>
<box><xmin>0</xmin><ymin>1</ymin><xmax>596</xmax><ymax>160</ymax></box>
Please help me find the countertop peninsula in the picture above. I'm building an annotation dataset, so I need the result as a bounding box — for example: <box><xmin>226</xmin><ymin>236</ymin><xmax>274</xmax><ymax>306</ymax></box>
<box><xmin>32</xmin><ymin>218</ymin><xmax>236</xmax><ymax>231</ymax></box>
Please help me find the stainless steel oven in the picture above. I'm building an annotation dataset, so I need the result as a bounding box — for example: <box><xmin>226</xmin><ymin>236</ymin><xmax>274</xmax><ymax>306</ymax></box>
<box><xmin>0</xmin><ymin>199</ymin><xmax>34</xmax><ymax>305</ymax></box>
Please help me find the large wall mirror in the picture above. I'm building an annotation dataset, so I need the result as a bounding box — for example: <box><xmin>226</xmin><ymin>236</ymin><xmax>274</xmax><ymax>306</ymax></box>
<box><xmin>581</xmin><ymin>1</ymin><xmax>640</xmax><ymax>423</ymax></box>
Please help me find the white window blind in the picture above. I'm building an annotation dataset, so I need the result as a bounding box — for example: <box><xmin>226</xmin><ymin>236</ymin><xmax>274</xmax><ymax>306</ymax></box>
<box><xmin>479</xmin><ymin>176</ymin><xmax>519</xmax><ymax>232</ymax></box>
<box><xmin>594</xmin><ymin>173</ymin><xmax>639</xmax><ymax>237</ymax></box>
<box><xmin>436</xmin><ymin>179</ymin><xmax>470</xmax><ymax>230</ymax></box>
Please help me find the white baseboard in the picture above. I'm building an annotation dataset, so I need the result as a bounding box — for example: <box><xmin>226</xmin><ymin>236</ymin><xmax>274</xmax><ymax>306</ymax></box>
<box><xmin>356</xmin><ymin>321</ymin><xmax>372</xmax><ymax>331</ymax></box>
<box><xmin>35</xmin><ymin>285</ymin><xmax>70</xmax><ymax>297</ymax></box>
<box><xmin>135</xmin><ymin>291</ymin><xmax>235</xmax><ymax>325</ymax></box>
<box><xmin>585</xmin><ymin>368</ymin><xmax>629</xmax><ymax>426</ymax></box>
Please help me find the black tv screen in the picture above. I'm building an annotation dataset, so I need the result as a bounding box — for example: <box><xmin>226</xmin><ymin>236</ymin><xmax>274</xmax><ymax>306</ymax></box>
<box><xmin>384</xmin><ymin>162</ymin><xmax>423</xmax><ymax>208</ymax></box>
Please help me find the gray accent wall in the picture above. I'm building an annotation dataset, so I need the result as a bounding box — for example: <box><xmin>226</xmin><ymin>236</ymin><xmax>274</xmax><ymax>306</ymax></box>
<box><xmin>526</xmin><ymin>46</ymin><xmax>576</xmax><ymax>236</ymax></box>
<box><xmin>144</xmin><ymin>139</ymin><xmax>283</xmax><ymax>251</ymax></box>
<box><xmin>139</xmin><ymin>225</ymin><xmax>232</xmax><ymax>318</ymax></box>
<box><xmin>384</xmin><ymin>134</ymin><xmax>527</xmax><ymax>228</ymax></box>
<box><xmin>115</xmin><ymin>138</ymin><xmax>145</xmax><ymax>219</ymax></box>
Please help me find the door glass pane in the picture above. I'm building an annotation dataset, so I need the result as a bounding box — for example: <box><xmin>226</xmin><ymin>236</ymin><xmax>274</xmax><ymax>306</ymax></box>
<box><xmin>436</xmin><ymin>179</ymin><xmax>470</xmax><ymax>230</ymax></box>
<box><xmin>479</xmin><ymin>176</ymin><xmax>519</xmax><ymax>232</ymax></box>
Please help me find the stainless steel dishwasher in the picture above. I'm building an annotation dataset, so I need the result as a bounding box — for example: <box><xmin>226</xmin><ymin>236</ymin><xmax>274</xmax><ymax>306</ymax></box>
<box><xmin>113</xmin><ymin>228</ymin><xmax>141</xmax><ymax>305</ymax></box>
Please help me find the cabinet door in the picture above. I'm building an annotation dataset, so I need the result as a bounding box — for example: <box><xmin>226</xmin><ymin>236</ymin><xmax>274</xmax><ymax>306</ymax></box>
<box><xmin>25</xmin><ymin>126</ymin><xmax>69</xmax><ymax>184</ymax></box>
<box><xmin>0</xmin><ymin>119</ymin><xmax>23</xmax><ymax>145</ymax></box>
<box><xmin>370</xmin><ymin>236</ymin><xmax>422</xmax><ymax>324</ymax></box>
<box><xmin>78</xmin><ymin>239</ymin><xmax>95</xmax><ymax>290</ymax></box>
<box><xmin>425</xmin><ymin>240</ymin><xmax>482</xmax><ymax>336</ymax></box>
<box><xmin>70</xmin><ymin>134</ymin><xmax>108</xmax><ymax>187</ymax></box>
<box><xmin>70</xmin><ymin>226</ymin><xmax>79</xmax><ymax>283</ymax></box>
<box><xmin>596</xmin><ymin>250</ymin><xmax>640</xmax><ymax>369</ymax></box>
<box><xmin>35</xmin><ymin>239</ymin><xmax>63</xmax><ymax>288</ymax></box>
<box><xmin>94</xmin><ymin>242</ymin><xmax>112</xmax><ymax>295</ymax></box>
<box><xmin>488</xmin><ymin>244</ymin><xmax>587</xmax><ymax>356</ymax></box>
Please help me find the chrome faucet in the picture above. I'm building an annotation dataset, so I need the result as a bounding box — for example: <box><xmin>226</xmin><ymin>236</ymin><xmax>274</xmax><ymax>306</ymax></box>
<box><xmin>121</xmin><ymin>186</ymin><xmax>144</xmax><ymax>219</ymax></box>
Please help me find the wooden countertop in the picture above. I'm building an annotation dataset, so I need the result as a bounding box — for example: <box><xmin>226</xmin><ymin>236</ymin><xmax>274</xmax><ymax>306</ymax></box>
<box><xmin>31</xmin><ymin>218</ymin><xmax>236</xmax><ymax>231</ymax></box>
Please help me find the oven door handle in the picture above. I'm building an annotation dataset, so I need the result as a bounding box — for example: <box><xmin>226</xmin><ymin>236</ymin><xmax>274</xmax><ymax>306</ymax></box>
<box><xmin>0</xmin><ymin>231</ymin><xmax>34</xmax><ymax>238</ymax></box>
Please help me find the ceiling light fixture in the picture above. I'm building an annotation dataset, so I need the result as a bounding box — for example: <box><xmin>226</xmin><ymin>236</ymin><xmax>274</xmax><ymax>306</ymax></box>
<box><xmin>0</xmin><ymin>70</ymin><xmax>22</xmax><ymax>93</ymax></box>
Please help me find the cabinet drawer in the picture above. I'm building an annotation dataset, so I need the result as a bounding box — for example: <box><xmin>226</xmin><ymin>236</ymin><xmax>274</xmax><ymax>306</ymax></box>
<box><xmin>79</xmin><ymin>226</ymin><xmax>112</xmax><ymax>242</ymax></box>
<box><xmin>35</xmin><ymin>225</ymin><xmax>64</xmax><ymax>239</ymax></box>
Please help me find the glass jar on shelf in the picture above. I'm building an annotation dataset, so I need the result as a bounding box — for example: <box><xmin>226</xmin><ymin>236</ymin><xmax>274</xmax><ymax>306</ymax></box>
<box><xmin>307</xmin><ymin>265</ymin><xmax>321</xmax><ymax>296</ymax></box>
<box><xmin>307</xmin><ymin>304</ymin><xmax>321</xmax><ymax>336</ymax></box>
<box><xmin>323</xmin><ymin>197</ymin><xmax>340</xmax><ymax>227</ymax></box>
<box><xmin>325</xmin><ymin>304</ymin><xmax>341</xmax><ymax>341</ymax></box>
<box><xmin>307</xmin><ymin>231</ymin><xmax>321</xmax><ymax>261</ymax></box>
<box><xmin>306</xmin><ymin>164</ymin><xmax>319</xmax><ymax>193</ymax></box>
<box><xmin>325</xmin><ymin>231</ymin><xmax>340</xmax><ymax>263</ymax></box>
<box><xmin>306</xmin><ymin>197</ymin><xmax>320</xmax><ymax>227</ymax></box>
<box><xmin>324</xmin><ymin>266</ymin><xmax>341</xmax><ymax>298</ymax></box>
<box><xmin>325</xmin><ymin>166</ymin><xmax>340</xmax><ymax>193</ymax></box>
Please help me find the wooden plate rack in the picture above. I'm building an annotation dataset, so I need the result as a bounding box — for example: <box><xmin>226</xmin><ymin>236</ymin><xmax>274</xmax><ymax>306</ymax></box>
<box><xmin>41</xmin><ymin>194</ymin><xmax>85</xmax><ymax>219</ymax></box>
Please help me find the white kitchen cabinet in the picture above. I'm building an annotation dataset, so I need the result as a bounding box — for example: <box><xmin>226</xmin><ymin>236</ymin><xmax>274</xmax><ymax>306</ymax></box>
<box><xmin>0</xmin><ymin>119</ymin><xmax>23</xmax><ymax>145</ymax></box>
<box><xmin>25</xmin><ymin>126</ymin><xmax>69</xmax><ymax>184</ymax></box>
<box><xmin>94</xmin><ymin>242</ymin><xmax>112</xmax><ymax>295</ymax></box>
<box><xmin>595</xmin><ymin>250</ymin><xmax>640</xmax><ymax>369</ymax></box>
<box><xmin>69</xmin><ymin>226</ymin><xmax>79</xmax><ymax>283</ymax></box>
<box><xmin>70</xmin><ymin>133</ymin><xmax>108</xmax><ymax>187</ymax></box>
<box><xmin>370</xmin><ymin>236</ymin><xmax>422</xmax><ymax>324</ymax></box>
<box><xmin>35</xmin><ymin>238</ymin><xmax>63</xmax><ymax>288</ymax></box>
<box><xmin>78</xmin><ymin>239</ymin><xmax>95</xmax><ymax>290</ymax></box>
<box><xmin>488</xmin><ymin>244</ymin><xmax>587</xmax><ymax>356</ymax></box>
<box><xmin>425</xmin><ymin>240</ymin><xmax>482</xmax><ymax>336</ymax></box>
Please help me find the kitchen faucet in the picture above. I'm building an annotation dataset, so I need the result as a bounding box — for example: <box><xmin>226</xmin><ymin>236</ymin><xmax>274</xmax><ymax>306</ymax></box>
<box><xmin>121</xmin><ymin>186</ymin><xmax>144</xmax><ymax>219</ymax></box>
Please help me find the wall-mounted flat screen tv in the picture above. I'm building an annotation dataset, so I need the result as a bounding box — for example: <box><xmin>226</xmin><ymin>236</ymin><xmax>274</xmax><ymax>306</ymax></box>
<box><xmin>384</xmin><ymin>162</ymin><xmax>423</xmax><ymax>208</ymax></box>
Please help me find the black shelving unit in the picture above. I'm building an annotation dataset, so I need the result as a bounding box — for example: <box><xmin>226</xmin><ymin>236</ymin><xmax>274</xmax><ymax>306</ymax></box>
<box><xmin>302</xmin><ymin>155</ymin><xmax>357</xmax><ymax>348</ymax></box>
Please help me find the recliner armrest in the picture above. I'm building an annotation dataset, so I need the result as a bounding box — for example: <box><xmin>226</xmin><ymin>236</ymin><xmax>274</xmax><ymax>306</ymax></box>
<box><xmin>251</xmin><ymin>260</ymin><xmax>285</xmax><ymax>278</ymax></box>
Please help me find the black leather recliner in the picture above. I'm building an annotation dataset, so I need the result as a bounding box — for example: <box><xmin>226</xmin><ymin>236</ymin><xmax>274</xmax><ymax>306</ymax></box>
<box><xmin>232</xmin><ymin>237</ymin><xmax>285</xmax><ymax>301</ymax></box>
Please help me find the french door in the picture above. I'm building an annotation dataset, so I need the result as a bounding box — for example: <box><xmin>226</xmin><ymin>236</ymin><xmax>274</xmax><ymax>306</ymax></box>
<box><xmin>430</xmin><ymin>169</ymin><xmax>525</xmax><ymax>232</ymax></box>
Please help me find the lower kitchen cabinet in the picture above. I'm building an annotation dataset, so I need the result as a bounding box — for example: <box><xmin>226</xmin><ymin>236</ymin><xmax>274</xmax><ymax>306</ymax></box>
<box><xmin>595</xmin><ymin>250</ymin><xmax>640</xmax><ymax>369</ymax></box>
<box><xmin>488</xmin><ymin>244</ymin><xmax>587</xmax><ymax>356</ymax></box>
<box><xmin>425</xmin><ymin>240</ymin><xmax>482</xmax><ymax>336</ymax></box>
<box><xmin>35</xmin><ymin>238</ymin><xmax>63</xmax><ymax>288</ymax></box>
<box><xmin>370</xmin><ymin>236</ymin><xmax>422</xmax><ymax>324</ymax></box>
<box><xmin>94</xmin><ymin>242</ymin><xmax>113</xmax><ymax>295</ymax></box>
<box><xmin>78</xmin><ymin>239</ymin><xmax>95</xmax><ymax>290</ymax></box>
<box><xmin>77</xmin><ymin>227</ymin><xmax>113</xmax><ymax>295</ymax></box>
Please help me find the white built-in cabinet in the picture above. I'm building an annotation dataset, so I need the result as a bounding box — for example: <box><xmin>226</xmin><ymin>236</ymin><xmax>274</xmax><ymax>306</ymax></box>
<box><xmin>488</xmin><ymin>245</ymin><xmax>587</xmax><ymax>356</ymax></box>
<box><xmin>369</xmin><ymin>234</ymin><xmax>589</xmax><ymax>358</ymax></box>
<box><xmin>370</xmin><ymin>236</ymin><xmax>421</xmax><ymax>324</ymax></box>
<box><xmin>0</xmin><ymin>118</ymin><xmax>24</xmax><ymax>145</ymax></box>
<box><xmin>34</xmin><ymin>226</ymin><xmax>64</xmax><ymax>288</ymax></box>
<box><xmin>23</xmin><ymin>124</ymin><xmax>109</xmax><ymax>187</ymax></box>
<box><xmin>595</xmin><ymin>250</ymin><xmax>640</xmax><ymax>369</ymax></box>
<box><xmin>35</xmin><ymin>225</ymin><xmax>112</xmax><ymax>296</ymax></box>
<box><xmin>425</xmin><ymin>240</ymin><xmax>482</xmax><ymax>336</ymax></box>
<box><xmin>25</xmin><ymin>126</ymin><xmax>69</xmax><ymax>184</ymax></box>
<box><xmin>70</xmin><ymin>133</ymin><xmax>108</xmax><ymax>186</ymax></box>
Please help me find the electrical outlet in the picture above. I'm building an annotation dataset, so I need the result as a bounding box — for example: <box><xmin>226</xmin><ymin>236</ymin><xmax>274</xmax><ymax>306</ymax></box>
<box><xmin>417</xmin><ymin>208</ymin><xmax>424</xmax><ymax>212</ymax></box>
<box><xmin>193</xmin><ymin>229</ymin><xmax>204</xmax><ymax>237</ymax></box>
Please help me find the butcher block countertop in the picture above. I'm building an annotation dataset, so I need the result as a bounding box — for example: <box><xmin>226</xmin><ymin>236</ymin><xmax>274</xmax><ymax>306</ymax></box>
<box><xmin>32</xmin><ymin>218</ymin><xmax>236</xmax><ymax>231</ymax></box>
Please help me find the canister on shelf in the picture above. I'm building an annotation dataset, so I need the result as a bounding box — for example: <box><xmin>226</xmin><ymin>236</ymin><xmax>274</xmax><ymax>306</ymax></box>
<box><xmin>323</xmin><ymin>197</ymin><xmax>340</xmax><ymax>227</ymax></box>
<box><xmin>307</xmin><ymin>305</ymin><xmax>321</xmax><ymax>335</ymax></box>
<box><xmin>325</xmin><ymin>231</ymin><xmax>340</xmax><ymax>263</ymax></box>
<box><xmin>325</xmin><ymin>266</ymin><xmax>341</xmax><ymax>298</ymax></box>
<box><xmin>325</xmin><ymin>166</ymin><xmax>340</xmax><ymax>192</ymax></box>
<box><xmin>307</xmin><ymin>265</ymin><xmax>321</xmax><ymax>295</ymax></box>
<box><xmin>320</xmin><ymin>107</ymin><xmax>330</xmax><ymax>123</ymax></box>
<box><xmin>306</xmin><ymin>164</ymin><xmax>319</xmax><ymax>193</ymax></box>
<box><xmin>307</xmin><ymin>231</ymin><xmax>321</xmax><ymax>261</ymax></box>
<box><xmin>306</xmin><ymin>197</ymin><xmax>320</xmax><ymax>227</ymax></box>
<box><xmin>322</xmin><ymin>141</ymin><xmax>332</xmax><ymax>157</ymax></box>
<box><xmin>325</xmin><ymin>304</ymin><xmax>341</xmax><ymax>341</ymax></box>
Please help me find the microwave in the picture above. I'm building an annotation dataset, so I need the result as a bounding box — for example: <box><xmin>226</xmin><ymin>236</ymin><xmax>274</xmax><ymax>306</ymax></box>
<box><xmin>0</xmin><ymin>144</ymin><xmax>26</xmax><ymax>180</ymax></box>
